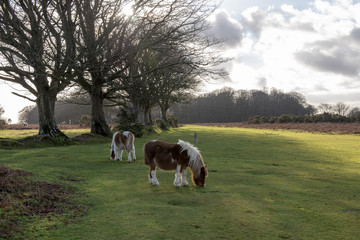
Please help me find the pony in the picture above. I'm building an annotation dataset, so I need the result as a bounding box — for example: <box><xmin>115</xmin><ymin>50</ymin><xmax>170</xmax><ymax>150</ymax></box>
<box><xmin>110</xmin><ymin>131</ymin><xmax>136</xmax><ymax>162</ymax></box>
<box><xmin>143</xmin><ymin>139</ymin><xmax>208</xmax><ymax>187</ymax></box>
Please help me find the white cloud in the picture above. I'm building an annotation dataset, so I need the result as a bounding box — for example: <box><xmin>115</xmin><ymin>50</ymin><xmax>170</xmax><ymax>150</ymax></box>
<box><xmin>296</xmin><ymin>33</ymin><xmax>360</xmax><ymax>77</ymax></box>
<box><xmin>211</xmin><ymin>0</ymin><xmax>360</xmax><ymax>106</ymax></box>
<box><xmin>208</xmin><ymin>9</ymin><xmax>243</xmax><ymax>48</ymax></box>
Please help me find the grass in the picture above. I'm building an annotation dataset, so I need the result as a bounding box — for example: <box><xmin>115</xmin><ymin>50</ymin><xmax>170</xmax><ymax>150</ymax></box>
<box><xmin>0</xmin><ymin>128</ymin><xmax>90</xmax><ymax>139</ymax></box>
<box><xmin>1</xmin><ymin>126</ymin><xmax>360</xmax><ymax>239</ymax></box>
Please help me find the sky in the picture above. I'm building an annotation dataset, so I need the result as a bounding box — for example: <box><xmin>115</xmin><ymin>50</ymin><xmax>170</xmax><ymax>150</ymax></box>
<box><xmin>206</xmin><ymin>0</ymin><xmax>360</xmax><ymax>105</ymax></box>
<box><xmin>1</xmin><ymin>0</ymin><xmax>360</xmax><ymax>123</ymax></box>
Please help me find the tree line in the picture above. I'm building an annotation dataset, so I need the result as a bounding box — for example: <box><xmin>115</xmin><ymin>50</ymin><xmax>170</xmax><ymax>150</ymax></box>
<box><xmin>17</xmin><ymin>102</ymin><xmax>116</xmax><ymax>125</ymax></box>
<box><xmin>0</xmin><ymin>0</ymin><xmax>225</xmax><ymax>138</ymax></box>
<box><xmin>14</xmin><ymin>87</ymin><xmax>360</xmax><ymax>128</ymax></box>
<box><xmin>171</xmin><ymin>87</ymin><xmax>360</xmax><ymax>123</ymax></box>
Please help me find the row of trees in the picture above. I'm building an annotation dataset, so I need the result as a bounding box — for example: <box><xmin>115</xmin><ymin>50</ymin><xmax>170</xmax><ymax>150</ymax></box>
<box><xmin>171</xmin><ymin>87</ymin><xmax>360</xmax><ymax>123</ymax></box>
<box><xmin>172</xmin><ymin>88</ymin><xmax>317</xmax><ymax>123</ymax></box>
<box><xmin>248</xmin><ymin>112</ymin><xmax>360</xmax><ymax>124</ymax></box>
<box><xmin>0</xmin><ymin>0</ymin><xmax>226</xmax><ymax>137</ymax></box>
<box><xmin>16</xmin><ymin>87</ymin><xmax>360</xmax><ymax>126</ymax></box>
<box><xmin>18</xmin><ymin>102</ymin><xmax>116</xmax><ymax>125</ymax></box>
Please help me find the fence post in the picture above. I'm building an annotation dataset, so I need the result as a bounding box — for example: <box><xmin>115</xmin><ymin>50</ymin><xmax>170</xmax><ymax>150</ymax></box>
<box><xmin>194</xmin><ymin>132</ymin><xmax>198</xmax><ymax>145</ymax></box>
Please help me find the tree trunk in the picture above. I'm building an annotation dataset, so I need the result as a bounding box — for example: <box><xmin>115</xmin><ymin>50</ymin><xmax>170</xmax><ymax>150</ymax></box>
<box><xmin>36</xmin><ymin>86</ymin><xmax>67</xmax><ymax>138</ymax></box>
<box><xmin>159</xmin><ymin>105</ymin><xmax>168</xmax><ymax>122</ymax></box>
<box><xmin>129</xmin><ymin>97</ymin><xmax>142</xmax><ymax>123</ymax></box>
<box><xmin>143</xmin><ymin>105</ymin><xmax>151</xmax><ymax>126</ymax></box>
<box><xmin>90</xmin><ymin>87</ymin><xmax>111</xmax><ymax>137</ymax></box>
<box><xmin>148</xmin><ymin>110</ymin><xmax>153</xmax><ymax>125</ymax></box>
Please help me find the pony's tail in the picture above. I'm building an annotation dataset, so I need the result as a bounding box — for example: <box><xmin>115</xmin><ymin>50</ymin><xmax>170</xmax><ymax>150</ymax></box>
<box><xmin>143</xmin><ymin>142</ymin><xmax>150</xmax><ymax>165</ymax></box>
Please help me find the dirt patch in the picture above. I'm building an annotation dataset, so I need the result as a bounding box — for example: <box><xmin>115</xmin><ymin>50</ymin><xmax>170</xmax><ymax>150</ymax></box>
<box><xmin>0</xmin><ymin>165</ymin><xmax>87</xmax><ymax>239</ymax></box>
<box><xmin>192</xmin><ymin>122</ymin><xmax>360</xmax><ymax>134</ymax></box>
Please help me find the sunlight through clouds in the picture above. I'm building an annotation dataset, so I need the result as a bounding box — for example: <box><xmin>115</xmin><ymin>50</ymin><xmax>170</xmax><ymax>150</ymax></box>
<box><xmin>208</xmin><ymin>0</ymin><xmax>360</xmax><ymax>107</ymax></box>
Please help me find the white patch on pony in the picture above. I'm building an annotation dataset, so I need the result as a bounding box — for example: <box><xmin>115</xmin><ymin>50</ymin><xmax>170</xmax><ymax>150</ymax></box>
<box><xmin>174</xmin><ymin>164</ymin><xmax>182</xmax><ymax>188</ymax></box>
<box><xmin>152</xmin><ymin>140</ymin><xmax>157</xmax><ymax>142</ymax></box>
<box><xmin>123</xmin><ymin>131</ymin><xmax>130</xmax><ymax>137</ymax></box>
<box><xmin>181</xmin><ymin>169</ymin><xmax>189</xmax><ymax>187</ymax></box>
<box><xmin>151</xmin><ymin>170</ymin><xmax>159</xmax><ymax>186</ymax></box>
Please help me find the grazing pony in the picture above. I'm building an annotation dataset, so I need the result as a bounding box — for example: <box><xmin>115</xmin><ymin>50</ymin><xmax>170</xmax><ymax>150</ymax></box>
<box><xmin>143</xmin><ymin>140</ymin><xmax>208</xmax><ymax>187</ymax></box>
<box><xmin>110</xmin><ymin>131</ymin><xmax>136</xmax><ymax>162</ymax></box>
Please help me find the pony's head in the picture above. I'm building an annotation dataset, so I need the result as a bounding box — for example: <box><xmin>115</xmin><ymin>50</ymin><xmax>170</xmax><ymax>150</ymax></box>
<box><xmin>110</xmin><ymin>146</ymin><xmax>115</xmax><ymax>160</ymax></box>
<box><xmin>178</xmin><ymin>140</ymin><xmax>208</xmax><ymax>187</ymax></box>
<box><xmin>193</xmin><ymin>166</ymin><xmax>207</xmax><ymax>187</ymax></box>
<box><xmin>190</xmin><ymin>154</ymin><xmax>208</xmax><ymax>187</ymax></box>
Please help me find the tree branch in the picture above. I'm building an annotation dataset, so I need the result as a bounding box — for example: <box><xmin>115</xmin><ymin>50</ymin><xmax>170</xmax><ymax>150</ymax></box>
<box><xmin>11</xmin><ymin>92</ymin><xmax>36</xmax><ymax>102</ymax></box>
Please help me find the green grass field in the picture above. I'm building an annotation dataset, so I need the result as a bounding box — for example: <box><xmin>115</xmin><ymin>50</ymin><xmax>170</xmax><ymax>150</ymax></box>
<box><xmin>1</xmin><ymin>126</ymin><xmax>360</xmax><ymax>239</ymax></box>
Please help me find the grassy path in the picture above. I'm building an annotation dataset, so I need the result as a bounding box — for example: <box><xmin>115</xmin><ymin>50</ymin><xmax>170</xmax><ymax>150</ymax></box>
<box><xmin>1</xmin><ymin>126</ymin><xmax>360</xmax><ymax>239</ymax></box>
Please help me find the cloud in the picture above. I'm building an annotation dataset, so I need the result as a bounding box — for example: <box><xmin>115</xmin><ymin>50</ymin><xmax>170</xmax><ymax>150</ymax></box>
<box><xmin>350</xmin><ymin>27</ymin><xmax>360</xmax><ymax>42</ymax></box>
<box><xmin>257</xmin><ymin>77</ymin><xmax>267</xmax><ymax>88</ymax></box>
<box><xmin>307</xmin><ymin>90</ymin><xmax>360</xmax><ymax>105</ymax></box>
<box><xmin>208</xmin><ymin>9</ymin><xmax>243</xmax><ymax>48</ymax></box>
<box><xmin>241</xmin><ymin>5</ymin><xmax>315</xmax><ymax>38</ymax></box>
<box><xmin>296</xmin><ymin>29</ymin><xmax>360</xmax><ymax>77</ymax></box>
<box><xmin>213</xmin><ymin>0</ymin><xmax>360</xmax><ymax>106</ymax></box>
<box><xmin>241</xmin><ymin>7</ymin><xmax>268</xmax><ymax>36</ymax></box>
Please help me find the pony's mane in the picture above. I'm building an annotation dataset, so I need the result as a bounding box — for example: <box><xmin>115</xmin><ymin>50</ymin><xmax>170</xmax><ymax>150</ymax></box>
<box><xmin>177</xmin><ymin>140</ymin><xmax>205</xmax><ymax>176</ymax></box>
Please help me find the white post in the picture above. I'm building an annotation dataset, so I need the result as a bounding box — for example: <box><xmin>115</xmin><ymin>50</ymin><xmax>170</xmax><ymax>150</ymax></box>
<box><xmin>194</xmin><ymin>132</ymin><xmax>198</xmax><ymax>144</ymax></box>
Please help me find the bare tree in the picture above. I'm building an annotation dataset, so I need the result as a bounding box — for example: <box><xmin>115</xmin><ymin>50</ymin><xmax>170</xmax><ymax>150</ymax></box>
<box><xmin>72</xmin><ymin>0</ymin><xmax>153</xmax><ymax>135</ymax></box>
<box><xmin>113</xmin><ymin>0</ymin><xmax>226</xmax><ymax>124</ymax></box>
<box><xmin>72</xmin><ymin>0</ymin><xmax>226</xmax><ymax>133</ymax></box>
<box><xmin>349</xmin><ymin>107</ymin><xmax>360</xmax><ymax>116</ymax></box>
<box><xmin>318</xmin><ymin>103</ymin><xmax>334</xmax><ymax>114</ymax></box>
<box><xmin>334</xmin><ymin>102</ymin><xmax>350</xmax><ymax>116</ymax></box>
<box><xmin>0</xmin><ymin>0</ymin><xmax>76</xmax><ymax>137</ymax></box>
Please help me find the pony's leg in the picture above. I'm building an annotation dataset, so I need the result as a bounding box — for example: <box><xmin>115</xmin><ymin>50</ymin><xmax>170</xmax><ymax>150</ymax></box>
<box><xmin>151</xmin><ymin>170</ymin><xmax>159</xmax><ymax>186</ymax></box>
<box><xmin>118</xmin><ymin>149</ymin><xmax>123</xmax><ymax>161</ymax></box>
<box><xmin>149</xmin><ymin>165</ymin><xmax>159</xmax><ymax>186</ymax></box>
<box><xmin>174</xmin><ymin>165</ymin><xmax>182</xmax><ymax>188</ymax></box>
<box><xmin>181</xmin><ymin>169</ymin><xmax>189</xmax><ymax>187</ymax></box>
<box><xmin>114</xmin><ymin>147</ymin><xmax>119</xmax><ymax>161</ymax></box>
<box><xmin>126</xmin><ymin>150</ymin><xmax>131</xmax><ymax>162</ymax></box>
<box><xmin>148</xmin><ymin>168</ymin><xmax>152</xmax><ymax>183</ymax></box>
<box><xmin>131</xmin><ymin>146</ymin><xmax>136</xmax><ymax>161</ymax></box>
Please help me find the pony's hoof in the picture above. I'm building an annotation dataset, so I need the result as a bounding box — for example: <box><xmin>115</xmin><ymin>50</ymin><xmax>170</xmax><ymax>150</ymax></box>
<box><xmin>183</xmin><ymin>184</ymin><xmax>189</xmax><ymax>187</ymax></box>
<box><xmin>150</xmin><ymin>181</ymin><xmax>159</xmax><ymax>186</ymax></box>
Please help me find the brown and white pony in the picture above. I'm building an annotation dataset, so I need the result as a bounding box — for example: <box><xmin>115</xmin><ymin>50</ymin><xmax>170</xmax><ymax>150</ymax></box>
<box><xmin>110</xmin><ymin>131</ymin><xmax>136</xmax><ymax>162</ymax></box>
<box><xmin>143</xmin><ymin>140</ymin><xmax>208</xmax><ymax>187</ymax></box>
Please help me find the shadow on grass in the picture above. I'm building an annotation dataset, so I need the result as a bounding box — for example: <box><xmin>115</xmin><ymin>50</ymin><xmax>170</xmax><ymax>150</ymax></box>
<box><xmin>0</xmin><ymin>133</ymin><xmax>110</xmax><ymax>149</ymax></box>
